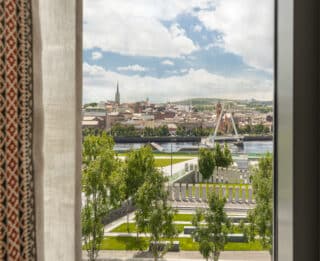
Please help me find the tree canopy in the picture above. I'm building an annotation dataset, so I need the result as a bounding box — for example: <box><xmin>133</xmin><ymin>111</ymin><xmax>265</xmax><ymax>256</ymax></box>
<box><xmin>124</xmin><ymin>145</ymin><xmax>155</xmax><ymax>199</ymax></box>
<box><xmin>82</xmin><ymin>133</ymin><xmax>123</xmax><ymax>261</ymax></box>
<box><xmin>198</xmin><ymin>148</ymin><xmax>216</xmax><ymax>182</ymax></box>
<box><xmin>247</xmin><ymin>153</ymin><xmax>273</xmax><ymax>252</ymax></box>
<box><xmin>222</xmin><ymin>143</ymin><xmax>233</xmax><ymax>169</ymax></box>
<box><xmin>123</xmin><ymin>145</ymin><xmax>156</xmax><ymax>231</ymax></box>
<box><xmin>192</xmin><ymin>193</ymin><xmax>230</xmax><ymax>261</ymax></box>
<box><xmin>135</xmin><ymin>167</ymin><xmax>177</xmax><ymax>260</ymax></box>
<box><xmin>214</xmin><ymin>144</ymin><xmax>224</xmax><ymax>173</ymax></box>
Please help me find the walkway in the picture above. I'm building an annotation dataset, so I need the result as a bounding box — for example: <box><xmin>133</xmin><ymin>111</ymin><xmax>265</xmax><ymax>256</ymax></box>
<box><xmin>104</xmin><ymin>208</ymin><xmax>248</xmax><ymax>233</ymax></box>
<box><xmin>150</xmin><ymin>142</ymin><xmax>165</xmax><ymax>152</ymax></box>
<box><xmin>160</xmin><ymin>158</ymin><xmax>197</xmax><ymax>178</ymax></box>
<box><xmin>171</xmin><ymin>202</ymin><xmax>255</xmax><ymax>213</ymax></box>
<box><xmin>82</xmin><ymin>250</ymin><xmax>271</xmax><ymax>261</ymax></box>
<box><xmin>104</xmin><ymin>212</ymin><xmax>136</xmax><ymax>233</ymax></box>
<box><xmin>104</xmin><ymin>232</ymin><xmax>193</xmax><ymax>238</ymax></box>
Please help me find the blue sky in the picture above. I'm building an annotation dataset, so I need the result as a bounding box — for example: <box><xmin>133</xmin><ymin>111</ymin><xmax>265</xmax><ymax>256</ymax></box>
<box><xmin>83</xmin><ymin>0</ymin><xmax>274</xmax><ymax>103</ymax></box>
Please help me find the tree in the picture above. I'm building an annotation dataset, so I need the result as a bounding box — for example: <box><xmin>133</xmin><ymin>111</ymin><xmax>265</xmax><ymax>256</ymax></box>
<box><xmin>252</xmin><ymin>124</ymin><xmax>265</xmax><ymax>134</ymax></box>
<box><xmin>84</xmin><ymin>102</ymin><xmax>98</xmax><ymax>108</ymax></box>
<box><xmin>198</xmin><ymin>148</ymin><xmax>216</xmax><ymax>183</ymax></box>
<box><xmin>82</xmin><ymin>128</ymin><xmax>103</xmax><ymax>138</ymax></box>
<box><xmin>158</xmin><ymin>125</ymin><xmax>170</xmax><ymax>136</ymax></box>
<box><xmin>135</xmin><ymin>169</ymin><xmax>177</xmax><ymax>261</ymax></box>
<box><xmin>109</xmin><ymin>123</ymin><xmax>139</xmax><ymax>137</ymax></box>
<box><xmin>192</xmin><ymin>193</ymin><xmax>230</xmax><ymax>261</ymax></box>
<box><xmin>221</xmin><ymin>143</ymin><xmax>233</xmax><ymax>169</ymax></box>
<box><xmin>123</xmin><ymin>146</ymin><xmax>155</xmax><ymax>232</ymax></box>
<box><xmin>247</xmin><ymin>154</ymin><xmax>273</xmax><ymax>253</ymax></box>
<box><xmin>263</xmin><ymin>126</ymin><xmax>270</xmax><ymax>134</ymax></box>
<box><xmin>143</xmin><ymin>127</ymin><xmax>155</xmax><ymax>137</ymax></box>
<box><xmin>176</xmin><ymin>125</ymin><xmax>187</xmax><ymax>136</ymax></box>
<box><xmin>244</xmin><ymin>124</ymin><xmax>252</xmax><ymax>134</ymax></box>
<box><xmin>238</xmin><ymin>124</ymin><xmax>252</xmax><ymax>134</ymax></box>
<box><xmin>82</xmin><ymin>133</ymin><xmax>122</xmax><ymax>261</ymax></box>
<box><xmin>214</xmin><ymin>144</ymin><xmax>224</xmax><ymax>178</ymax></box>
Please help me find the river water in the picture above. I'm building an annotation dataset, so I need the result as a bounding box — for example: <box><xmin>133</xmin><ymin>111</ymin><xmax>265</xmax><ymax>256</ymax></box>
<box><xmin>114</xmin><ymin>140</ymin><xmax>273</xmax><ymax>154</ymax></box>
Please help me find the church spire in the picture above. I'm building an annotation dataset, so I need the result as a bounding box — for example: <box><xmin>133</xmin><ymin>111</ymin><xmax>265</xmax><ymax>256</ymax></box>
<box><xmin>115</xmin><ymin>81</ymin><xmax>120</xmax><ymax>105</ymax></box>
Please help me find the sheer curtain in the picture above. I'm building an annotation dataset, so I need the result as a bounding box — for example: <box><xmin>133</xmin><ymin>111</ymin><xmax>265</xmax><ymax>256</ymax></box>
<box><xmin>0</xmin><ymin>0</ymin><xmax>35</xmax><ymax>260</ymax></box>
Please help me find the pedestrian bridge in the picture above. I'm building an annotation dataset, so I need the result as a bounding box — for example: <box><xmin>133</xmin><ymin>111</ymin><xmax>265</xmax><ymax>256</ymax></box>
<box><xmin>150</xmin><ymin>142</ymin><xmax>165</xmax><ymax>152</ymax></box>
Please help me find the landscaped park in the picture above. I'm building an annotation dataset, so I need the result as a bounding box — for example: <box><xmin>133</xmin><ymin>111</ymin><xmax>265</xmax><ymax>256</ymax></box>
<box><xmin>82</xmin><ymin>133</ymin><xmax>272</xmax><ymax>261</ymax></box>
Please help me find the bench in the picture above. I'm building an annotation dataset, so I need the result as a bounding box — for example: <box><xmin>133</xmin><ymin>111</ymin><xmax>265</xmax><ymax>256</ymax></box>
<box><xmin>149</xmin><ymin>241</ymin><xmax>180</xmax><ymax>252</ymax></box>
<box><xmin>183</xmin><ymin>226</ymin><xmax>196</xmax><ymax>235</ymax></box>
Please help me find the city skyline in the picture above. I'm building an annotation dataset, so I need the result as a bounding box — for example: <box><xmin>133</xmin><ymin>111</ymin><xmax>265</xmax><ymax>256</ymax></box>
<box><xmin>84</xmin><ymin>82</ymin><xmax>273</xmax><ymax>105</ymax></box>
<box><xmin>83</xmin><ymin>0</ymin><xmax>274</xmax><ymax>103</ymax></box>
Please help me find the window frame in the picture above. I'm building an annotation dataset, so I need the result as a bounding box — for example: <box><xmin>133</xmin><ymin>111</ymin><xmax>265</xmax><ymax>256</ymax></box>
<box><xmin>33</xmin><ymin>0</ymin><xmax>320</xmax><ymax>260</ymax></box>
<box><xmin>275</xmin><ymin>0</ymin><xmax>294</xmax><ymax>259</ymax></box>
<box><xmin>276</xmin><ymin>0</ymin><xmax>320</xmax><ymax>260</ymax></box>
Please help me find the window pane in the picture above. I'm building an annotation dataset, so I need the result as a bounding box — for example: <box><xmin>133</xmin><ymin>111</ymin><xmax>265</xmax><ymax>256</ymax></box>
<box><xmin>82</xmin><ymin>1</ymin><xmax>274</xmax><ymax>261</ymax></box>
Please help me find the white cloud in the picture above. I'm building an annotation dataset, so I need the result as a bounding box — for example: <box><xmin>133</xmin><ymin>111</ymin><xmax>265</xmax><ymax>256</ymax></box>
<box><xmin>193</xmin><ymin>24</ymin><xmax>203</xmax><ymax>32</ymax></box>
<box><xmin>83</xmin><ymin>63</ymin><xmax>273</xmax><ymax>103</ymax></box>
<box><xmin>197</xmin><ymin>0</ymin><xmax>274</xmax><ymax>72</ymax></box>
<box><xmin>91</xmin><ymin>51</ymin><xmax>103</xmax><ymax>60</ymax></box>
<box><xmin>162</xmin><ymin>60</ymin><xmax>175</xmax><ymax>66</ymax></box>
<box><xmin>166</xmin><ymin>70</ymin><xmax>179</xmax><ymax>74</ymax></box>
<box><xmin>117</xmin><ymin>64</ymin><xmax>148</xmax><ymax>72</ymax></box>
<box><xmin>84</xmin><ymin>0</ymin><xmax>214</xmax><ymax>22</ymax></box>
<box><xmin>204</xmin><ymin>43</ymin><xmax>215</xmax><ymax>50</ymax></box>
<box><xmin>83</xmin><ymin>0</ymin><xmax>210</xmax><ymax>58</ymax></box>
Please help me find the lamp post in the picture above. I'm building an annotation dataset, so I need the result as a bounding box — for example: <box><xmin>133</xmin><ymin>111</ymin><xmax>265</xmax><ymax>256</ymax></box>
<box><xmin>170</xmin><ymin>142</ymin><xmax>173</xmax><ymax>177</ymax></box>
<box><xmin>198</xmin><ymin>142</ymin><xmax>200</xmax><ymax>182</ymax></box>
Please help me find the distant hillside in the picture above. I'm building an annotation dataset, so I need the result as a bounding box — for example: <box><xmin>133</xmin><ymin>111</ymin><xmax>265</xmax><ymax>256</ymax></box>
<box><xmin>175</xmin><ymin>98</ymin><xmax>272</xmax><ymax>106</ymax></box>
<box><xmin>174</xmin><ymin>98</ymin><xmax>228</xmax><ymax>105</ymax></box>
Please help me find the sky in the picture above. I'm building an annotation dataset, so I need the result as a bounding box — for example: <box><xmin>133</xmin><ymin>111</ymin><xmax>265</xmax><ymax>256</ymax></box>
<box><xmin>83</xmin><ymin>0</ymin><xmax>274</xmax><ymax>104</ymax></box>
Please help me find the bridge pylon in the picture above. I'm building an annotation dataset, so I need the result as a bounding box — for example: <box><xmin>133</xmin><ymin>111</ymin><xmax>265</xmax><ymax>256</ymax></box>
<box><xmin>209</xmin><ymin>102</ymin><xmax>243</xmax><ymax>147</ymax></box>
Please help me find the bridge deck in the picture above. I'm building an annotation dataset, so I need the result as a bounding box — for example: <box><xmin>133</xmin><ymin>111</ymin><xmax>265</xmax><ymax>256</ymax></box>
<box><xmin>150</xmin><ymin>142</ymin><xmax>165</xmax><ymax>152</ymax></box>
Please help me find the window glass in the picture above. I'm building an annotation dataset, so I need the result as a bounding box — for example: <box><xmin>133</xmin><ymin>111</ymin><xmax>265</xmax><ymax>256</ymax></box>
<box><xmin>82</xmin><ymin>1</ymin><xmax>274</xmax><ymax>260</ymax></box>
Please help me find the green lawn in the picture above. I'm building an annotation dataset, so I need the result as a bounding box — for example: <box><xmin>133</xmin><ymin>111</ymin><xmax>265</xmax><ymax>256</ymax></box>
<box><xmin>118</xmin><ymin>152</ymin><xmax>198</xmax><ymax>157</ymax></box>
<box><xmin>111</xmin><ymin>223</ymin><xmax>185</xmax><ymax>234</ymax></box>
<box><xmin>111</xmin><ymin>223</ymin><xmax>137</xmax><ymax>233</ymax></box>
<box><xmin>117</xmin><ymin>151</ymin><xmax>269</xmax><ymax>158</ymax></box>
<box><xmin>173</xmin><ymin>214</ymin><xmax>195</xmax><ymax>222</ymax></box>
<box><xmin>154</xmin><ymin>158</ymin><xmax>190</xmax><ymax>167</ymax></box>
<box><xmin>99</xmin><ymin>236</ymin><xmax>148</xmax><ymax>251</ymax></box>
<box><xmin>173</xmin><ymin>214</ymin><xmax>247</xmax><ymax>223</ymax></box>
<box><xmin>111</xmin><ymin>222</ymin><xmax>242</xmax><ymax>234</ymax></box>
<box><xmin>97</xmin><ymin>236</ymin><xmax>265</xmax><ymax>251</ymax></box>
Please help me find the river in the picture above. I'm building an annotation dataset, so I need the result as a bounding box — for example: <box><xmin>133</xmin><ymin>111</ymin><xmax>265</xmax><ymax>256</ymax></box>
<box><xmin>114</xmin><ymin>140</ymin><xmax>273</xmax><ymax>155</ymax></box>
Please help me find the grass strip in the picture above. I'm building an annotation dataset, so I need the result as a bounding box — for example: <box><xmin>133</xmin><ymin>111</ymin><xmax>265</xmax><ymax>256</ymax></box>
<box><xmin>111</xmin><ymin>223</ymin><xmax>185</xmax><ymax>233</ymax></box>
<box><xmin>95</xmin><ymin>237</ymin><xmax>265</xmax><ymax>251</ymax></box>
<box><xmin>111</xmin><ymin>223</ymin><xmax>243</xmax><ymax>234</ymax></box>
<box><xmin>155</xmin><ymin>158</ymin><xmax>190</xmax><ymax>167</ymax></box>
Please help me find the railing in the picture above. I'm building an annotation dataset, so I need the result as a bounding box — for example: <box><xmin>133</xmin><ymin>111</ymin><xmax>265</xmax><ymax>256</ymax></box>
<box><xmin>168</xmin><ymin>169</ymin><xmax>195</xmax><ymax>184</ymax></box>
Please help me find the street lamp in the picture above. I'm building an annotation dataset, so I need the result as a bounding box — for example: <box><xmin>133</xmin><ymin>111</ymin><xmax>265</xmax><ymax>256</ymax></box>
<box><xmin>170</xmin><ymin>142</ymin><xmax>173</xmax><ymax>177</ymax></box>
<box><xmin>198</xmin><ymin>142</ymin><xmax>200</xmax><ymax>182</ymax></box>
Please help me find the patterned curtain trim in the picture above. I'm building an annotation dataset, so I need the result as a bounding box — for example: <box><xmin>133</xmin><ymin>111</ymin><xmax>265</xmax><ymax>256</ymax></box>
<box><xmin>0</xmin><ymin>0</ymin><xmax>35</xmax><ymax>260</ymax></box>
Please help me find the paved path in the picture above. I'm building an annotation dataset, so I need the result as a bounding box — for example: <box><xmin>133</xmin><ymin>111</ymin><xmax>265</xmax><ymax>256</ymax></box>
<box><xmin>160</xmin><ymin>158</ymin><xmax>198</xmax><ymax>177</ymax></box>
<box><xmin>104</xmin><ymin>232</ymin><xmax>192</xmax><ymax>238</ymax></box>
<box><xmin>104</xmin><ymin>208</ymin><xmax>249</xmax><ymax>233</ymax></box>
<box><xmin>104</xmin><ymin>212</ymin><xmax>136</xmax><ymax>234</ymax></box>
<box><xmin>171</xmin><ymin>202</ymin><xmax>254</xmax><ymax>213</ymax></box>
<box><xmin>83</xmin><ymin>250</ymin><xmax>271</xmax><ymax>261</ymax></box>
<box><xmin>177</xmin><ymin>209</ymin><xmax>248</xmax><ymax>217</ymax></box>
<box><xmin>117</xmin><ymin>156</ymin><xmax>197</xmax><ymax>160</ymax></box>
<box><xmin>154</xmin><ymin>156</ymin><xmax>196</xmax><ymax>159</ymax></box>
